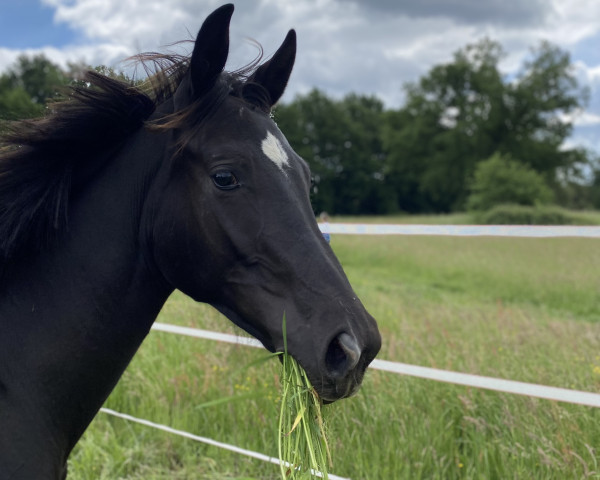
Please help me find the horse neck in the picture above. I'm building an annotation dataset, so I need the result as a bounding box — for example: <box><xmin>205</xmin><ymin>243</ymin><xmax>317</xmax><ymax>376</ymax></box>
<box><xmin>0</xmin><ymin>124</ymin><xmax>174</xmax><ymax>477</ymax></box>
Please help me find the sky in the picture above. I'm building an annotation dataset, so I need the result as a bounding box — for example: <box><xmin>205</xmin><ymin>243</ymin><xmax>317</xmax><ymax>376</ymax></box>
<box><xmin>1</xmin><ymin>0</ymin><xmax>600</xmax><ymax>154</ymax></box>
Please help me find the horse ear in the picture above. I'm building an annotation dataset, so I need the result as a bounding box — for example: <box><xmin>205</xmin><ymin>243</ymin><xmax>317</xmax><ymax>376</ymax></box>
<box><xmin>251</xmin><ymin>29</ymin><xmax>296</xmax><ymax>107</ymax></box>
<box><xmin>189</xmin><ymin>4</ymin><xmax>234</xmax><ymax>97</ymax></box>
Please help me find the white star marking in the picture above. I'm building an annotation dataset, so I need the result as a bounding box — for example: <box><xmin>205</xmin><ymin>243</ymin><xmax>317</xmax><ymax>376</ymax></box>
<box><xmin>261</xmin><ymin>131</ymin><xmax>289</xmax><ymax>171</ymax></box>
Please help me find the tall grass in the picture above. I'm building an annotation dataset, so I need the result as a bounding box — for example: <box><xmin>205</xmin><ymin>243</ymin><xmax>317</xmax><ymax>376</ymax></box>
<box><xmin>278</xmin><ymin>353</ymin><xmax>330</xmax><ymax>479</ymax></box>
<box><xmin>68</xmin><ymin>233</ymin><xmax>600</xmax><ymax>479</ymax></box>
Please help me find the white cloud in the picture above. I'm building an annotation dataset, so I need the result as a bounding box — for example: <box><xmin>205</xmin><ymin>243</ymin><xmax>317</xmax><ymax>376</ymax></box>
<box><xmin>574</xmin><ymin>60</ymin><xmax>600</xmax><ymax>85</ymax></box>
<box><xmin>560</xmin><ymin>110</ymin><xmax>600</xmax><ymax>127</ymax></box>
<box><xmin>576</xmin><ymin>112</ymin><xmax>600</xmax><ymax>127</ymax></box>
<box><xmin>0</xmin><ymin>43</ymin><xmax>131</xmax><ymax>74</ymax></box>
<box><xmin>43</xmin><ymin>0</ymin><xmax>195</xmax><ymax>45</ymax></box>
<box><xmin>545</xmin><ymin>0</ymin><xmax>600</xmax><ymax>45</ymax></box>
<box><xmin>18</xmin><ymin>1</ymin><xmax>597</xmax><ymax>102</ymax></box>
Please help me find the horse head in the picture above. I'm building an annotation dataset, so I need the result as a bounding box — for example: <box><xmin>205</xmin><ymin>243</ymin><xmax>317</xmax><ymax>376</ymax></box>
<box><xmin>147</xmin><ymin>4</ymin><xmax>381</xmax><ymax>402</ymax></box>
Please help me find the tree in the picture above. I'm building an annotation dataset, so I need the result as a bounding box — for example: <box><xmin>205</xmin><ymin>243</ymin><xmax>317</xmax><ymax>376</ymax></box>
<box><xmin>0</xmin><ymin>87</ymin><xmax>43</xmax><ymax>122</ymax></box>
<box><xmin>275</xmin><ymin>90</ymin><xmax>394</xmax><ymax>215</ymax></box>
<box><xmin>3</xmin><ymin>54</ymin><xmax>69</xmax><ymax>104</ymax></box>
<box><xmin>505</xmin><ymin>41</ymin><xmax>588</xmax><ymax>180</ymax></box>
<box><xmin>383</xmin><ymin>39</ymin><xmax>590</xmax><ymax>213</ymax></box>
<box><xmin>383</xmin><ymin>39</ymin><xmax>507</xmax><ymax>212</ymax></box>
<box><xmin>467</xmin><ymin>152</ymin><xmax>554</xmax><ymax>211</ymax></box>
<box><xmin>591</xmin><ymin>172</ymin><xmax>600</xmax><ymax>210</ymax></box>
<box><xmin>0</xmin><ymin>56</ymin><xmax>134</xmax><ymax>129</ymax></box>
<box><xmin>0</xmin><ymin>54</ymin><xmax>70</xmax><ymax>121</ymax></box>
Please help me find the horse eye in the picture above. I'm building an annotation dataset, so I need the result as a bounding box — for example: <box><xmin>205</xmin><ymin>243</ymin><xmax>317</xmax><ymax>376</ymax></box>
<box><xmin>211</xmin><ymin>171</ymin><xmax>240</xmax><ymax>190</ymax></box>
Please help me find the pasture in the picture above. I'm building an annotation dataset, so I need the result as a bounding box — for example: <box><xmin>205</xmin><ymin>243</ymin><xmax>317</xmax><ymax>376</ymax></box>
<box><xmin>69</xmin><ymin>228</ymin><xmax>600</xmax><ymax>479</ymax></box>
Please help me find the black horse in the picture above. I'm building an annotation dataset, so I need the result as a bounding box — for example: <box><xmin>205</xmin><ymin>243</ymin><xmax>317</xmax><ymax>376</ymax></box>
<box><xmin>0</xmin><ymin>4</ymin><xmax>381</xmax><ymax>478</ymax></box>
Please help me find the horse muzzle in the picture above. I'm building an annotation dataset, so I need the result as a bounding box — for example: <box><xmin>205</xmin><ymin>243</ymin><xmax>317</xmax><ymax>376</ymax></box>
<box><xmin>307</xmin><ymin>328</ymin><xmax>381</xmax><ymax>403</ymax></box>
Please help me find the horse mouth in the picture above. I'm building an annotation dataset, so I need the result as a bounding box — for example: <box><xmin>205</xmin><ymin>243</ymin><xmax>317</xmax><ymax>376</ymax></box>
<box><xmin>208</xmin><ymin>303</ymin><xmax>368</xmax><ymax>403</ymax></box>
<box><xmin>309</xmin><ymin>372</ymin><xmax>363</xmax><ymax>403</ymax></box>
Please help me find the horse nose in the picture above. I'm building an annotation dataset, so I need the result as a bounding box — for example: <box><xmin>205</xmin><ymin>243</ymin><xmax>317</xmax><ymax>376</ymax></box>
<box><xmin>325</xmin><ymin>332</ymin><xmax>362</xmax><ymax>378</ymax></box>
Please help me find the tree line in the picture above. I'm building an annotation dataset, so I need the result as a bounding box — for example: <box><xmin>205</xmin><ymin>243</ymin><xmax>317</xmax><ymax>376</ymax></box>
<box><xmin>275</xmin><ymin>39</ymin><xmax>599</xmax><ymax>215</ymax></box>
<box><xmin>2</xmin><ymin>40</ymin><xmax>599</xmax><ymax>215</ymax></box>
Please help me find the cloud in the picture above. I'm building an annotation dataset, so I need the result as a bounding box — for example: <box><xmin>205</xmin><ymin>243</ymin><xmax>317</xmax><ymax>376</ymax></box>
<box><xmin>43</xmin><ymin>0</ymin><xmax>204</xmax><ymax>47</ymax></box>
<box><xmin>36</xmin><ymin>0</ymin><xmax>430</xmax><ymax>106</ymax></box>
<box><xmin>560</xmin><ymin>109</ymin><xmax>600</xmax><ymax>128</ymax></box>
<box><xmin>0</xmin><ymin>43</ymin><xmax>130</xmax><ymax>74</ymax></box>
<box><xmin>566</xmin><ymin>125</ymin><xmax>600</xmax><ymax>154</ymax></box>
<box><xmin>337</xmin><ymin>0</ymin><xmax>553</xmax><ymax>27</ymax></box>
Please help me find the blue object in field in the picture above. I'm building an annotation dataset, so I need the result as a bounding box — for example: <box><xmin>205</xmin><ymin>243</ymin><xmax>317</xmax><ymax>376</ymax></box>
<box><xmin>322</xmin><ymin>233</ymin><xmax>331</xmax><ymax>243</ymax></box>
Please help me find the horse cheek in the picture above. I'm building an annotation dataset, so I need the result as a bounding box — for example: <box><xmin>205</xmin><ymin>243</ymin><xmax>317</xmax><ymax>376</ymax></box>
<box><xmin>149</xmin><ymin>196</ymin><xmax>216</xmax><ymax>302</ymax></box>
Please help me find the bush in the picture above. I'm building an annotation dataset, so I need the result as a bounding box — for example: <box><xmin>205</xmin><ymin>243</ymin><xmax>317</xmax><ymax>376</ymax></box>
<box><xmin>467</xmin><ymin>153</ymin><xmax>554</xmax><ymax>211</ymax></box>
<box><xmin>472</xmin><ymin>204</ymin><xmax>600</xmax><ymax>225</ymax></box>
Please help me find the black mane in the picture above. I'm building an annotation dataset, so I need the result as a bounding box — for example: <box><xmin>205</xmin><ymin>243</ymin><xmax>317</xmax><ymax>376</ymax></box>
<box><xmin>0</xmin><ymin>52</ymin><xmax>270</xmax><ymax>263</ymax></box>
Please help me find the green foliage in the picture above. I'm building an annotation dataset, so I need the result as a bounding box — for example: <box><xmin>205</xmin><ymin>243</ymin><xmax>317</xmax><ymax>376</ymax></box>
<box><xmin>93</xmin><ymin>65</ymin><xmax>132</xmax><ymax>83</ymax></box>
<box><xmin>471</xmin><ymin>204</ymin><xmax>600</xmax><ymax>225</ymax></box>
<box><xmin>3</xmin><ymin>54</ymin><xmax>69</xmax><ymax>103</ymax></box>
<box><xmin>467</xmin><ymin>152</ymin><xmax>554</xmax><ymax>211</ymax></box>
<box><xmin>0</xmin><ymin>56</ymin><xmax>134</xmax><ymax>124</ymax></box>
<box><xmin>274</xmin><ymin>90</ymin><xmax>395</xmax><ymax>215</ymax></box>
<box><xmin>1</xmin><ymin>44</ymin><xmax>598</xmax><ymax>215</ymax></box>
<box><xmin>382</xmin><ymin>39</ymin><xmax>590</xmax><ymax>213</ymax></box>
<box><xmin>0</xmin><ymin>54</ymin><xmax>69</xmax><ymax>120</ymax></box>
<box><xmin>384</xmin><ymin>39</ymin><xmax>508</xmax><ymax>212</ymax></box>
<box><xmin>588</xmin><ymin>162</ymin><xmax>600</xmax><ymax>210</ymax></box>
<box><xmin>0</xmin><ymin>86</ymin><xmax>45</xmax><ymax>120</ymax></box>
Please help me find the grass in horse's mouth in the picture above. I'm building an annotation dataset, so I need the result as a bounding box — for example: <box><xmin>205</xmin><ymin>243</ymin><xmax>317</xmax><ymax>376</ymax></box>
<box><xmin>278</xmin><ymin>318</ymin><xmax>331</xmax><ymax>479</ymax></box>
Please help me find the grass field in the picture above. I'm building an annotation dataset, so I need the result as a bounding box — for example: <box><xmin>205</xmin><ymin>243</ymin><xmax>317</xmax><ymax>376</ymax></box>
<box><xmin>68</xmin><ymin>219</ymin><xmax>600</xmax><ymax>479</ymax></box>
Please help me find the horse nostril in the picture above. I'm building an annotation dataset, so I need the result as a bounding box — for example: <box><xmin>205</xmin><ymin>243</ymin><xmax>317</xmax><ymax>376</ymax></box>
<box><xmin>325</xmin><ymin>332</ymin><xmax>362</xmax><ymax>378</ymax></box>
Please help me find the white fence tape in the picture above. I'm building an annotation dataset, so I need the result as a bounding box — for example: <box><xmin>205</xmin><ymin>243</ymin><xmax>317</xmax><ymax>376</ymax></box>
<box><xmin>152</xmin><ymin>322</ymin><xmax>263</xmax><ymax>348</ymax></box>
<box><xmin>151</xmin><ymin>323</ymin><xmax>600</xmax><ymax>408</ymax></box>
<box><xmin>318</xmin><ymin>223</ymin><xmax>600</xmax><ymax>238</ymax></box>
<box><xmin>99</xmin><ymin>407</ymin><xmax>349</xmax><ymax>480</ymax></box>
<box><xmin>372</xmin><ymin>359</ymin><xmax>600</xmax><ymax>408</ymax></box>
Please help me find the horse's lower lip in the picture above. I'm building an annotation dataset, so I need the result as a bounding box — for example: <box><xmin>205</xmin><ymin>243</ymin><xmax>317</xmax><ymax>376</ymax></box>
<box><xmin>318</xmin><ymin>390</ymin><xmax>352</xmax><ymax>404</ymax></box>
<box><xmin>313</xmin><ymin>378</ymin><xmax>360</xmax><ymax>403</ymax></box>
